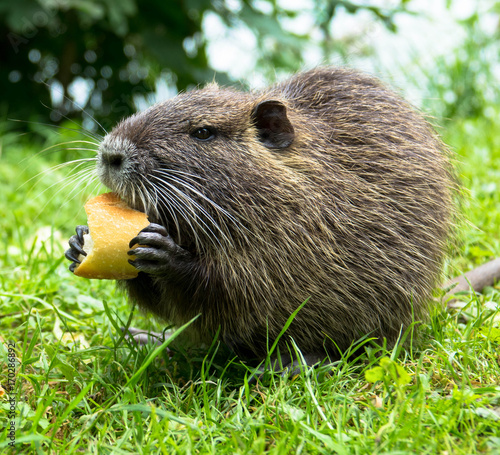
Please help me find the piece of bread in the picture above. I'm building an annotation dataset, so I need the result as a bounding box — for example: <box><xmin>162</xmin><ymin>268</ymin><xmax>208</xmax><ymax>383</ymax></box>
<box><xmin>74</xmin><ymin>192</ymin><xmax>149</xmax><ymax>280</ymax></box>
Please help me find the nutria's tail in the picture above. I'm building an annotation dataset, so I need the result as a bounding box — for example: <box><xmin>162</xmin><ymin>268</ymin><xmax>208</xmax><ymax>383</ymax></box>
<box><xmin>444</xmin><ymin>258</ymin><xmax>500</xmax><ymax>306</ymax></box>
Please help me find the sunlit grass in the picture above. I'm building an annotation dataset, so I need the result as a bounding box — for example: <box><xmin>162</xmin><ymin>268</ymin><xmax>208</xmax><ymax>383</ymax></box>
<box><xmin>0</xmin><ymin>117</ymin><xmax>499</xmax><ymax>453</ymax></box>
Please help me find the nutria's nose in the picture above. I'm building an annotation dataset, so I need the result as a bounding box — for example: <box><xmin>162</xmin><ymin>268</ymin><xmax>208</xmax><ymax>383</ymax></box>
<box><xmin>103</xmin><ymin>152</ymin><xmax>123</xmax><ymax>169</ymax></box>
<box><xmin>98</xmin><ymin>134</ymin><xmax>136</xmax><ymax>172</ymax></box>
<box><xmin>98</xmin><ymin>142</ymin><xmax>128</xmax><ymax>172</ymax></box>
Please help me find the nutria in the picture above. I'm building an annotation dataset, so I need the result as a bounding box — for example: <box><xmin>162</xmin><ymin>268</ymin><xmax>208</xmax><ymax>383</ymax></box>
<box><xmin>66</xmin><ymin>67</ymin><xmax>456</xmax><ymax>365</ymax></box>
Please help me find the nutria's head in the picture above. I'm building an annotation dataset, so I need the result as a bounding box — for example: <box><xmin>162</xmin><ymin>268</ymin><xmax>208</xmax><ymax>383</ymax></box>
<box><xmin>97</xmin><ymin>84</ymin><xmax>304</xmax><ymax>253</ymax></box>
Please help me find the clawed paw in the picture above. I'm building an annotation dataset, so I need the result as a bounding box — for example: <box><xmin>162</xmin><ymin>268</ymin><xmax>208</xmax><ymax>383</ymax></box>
<box><xmin>127</xmin><ymin>223</ymin><xmax>190</xmax><ymax>275</ymax></box>
<box><xmin>65</xmin><ymin>225</ymin><xmax>89</xmax><ymax>272</ymax></box>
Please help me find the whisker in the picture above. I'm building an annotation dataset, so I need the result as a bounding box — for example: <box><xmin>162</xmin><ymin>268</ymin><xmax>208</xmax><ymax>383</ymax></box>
<box><xmin>151</xmin><ymin>176</ymin><xmax>229</xmax><ymax>250</ymax></box>
<box><xmin>9</xmin><ymin>118</ymin><xmax>103</xmax><ymax>143</ymax></box>
<box><xmin>150</xmin><ymin>181</ymin><xmax>204</xmax><ymax>250</ymax></box>
<box><xmin>154</xmin><ymin>169</ymin><xmax>249</xmax><ymax>243</ymax></box>
<box><xmin>39</xmin><ymin>93</ymin><xmax>108</xmax><ymax>137</ymax></box>
<box><xmin>32</xmin><ymin>162</ymin><xmax>97</xmax><ymax>202</ymax></box>
<box><xmin>152</xmin><ymin>186</ymin><xmax>174</xmax><ymax>229</ymax></box>
<box><xmin>19</xmin><ymin>157</ymin><xmax>98</xmax><ymax>191</ymax></box>
<box><xmin>77</xmin><ymin>168</ymin><xmax>103</xmax><ymax>201</ymax></box>
<box><xmin>33</xmin><ymin>140</ymin><xmax>100</xmax><ymax>159</ymax></box>
<box><xmin>149</xmin><ymin>179</ymin><xmax>201</xmax><ymax>245</ymax></box>
<box><xmin>138</xmin><ymin>180</ymin><xmax>151</xmax><ymax>215</ymax></box>
<box><xmin>162</xmin><ymin>168</ymin><xmax>205</xmax><ymax>183</ymax></box>
<box><xmin>30</xmin><ymin>165</ymin><xmax>99</xmax><ymax>222</ymax></box>
<box><xmin>148</xmin><ymin>182</ymin><xmax>182</xmax><ymax>241</ymax></box>
<box><xmin>161</xmin><ymin>172</ymin><xmax>238</xmax><ymax>226</ymax></box>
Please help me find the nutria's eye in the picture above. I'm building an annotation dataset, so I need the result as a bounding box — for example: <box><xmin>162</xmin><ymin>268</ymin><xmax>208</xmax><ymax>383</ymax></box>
<box><xmin>192</xmin><ymin>127</ymin><xmax>215</xmax><ymax>141</ymax></box>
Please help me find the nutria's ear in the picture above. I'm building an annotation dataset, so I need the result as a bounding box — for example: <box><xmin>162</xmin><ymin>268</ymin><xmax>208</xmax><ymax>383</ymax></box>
<box><xmin>252</xmin><ymin>100</ymin><xmax>295</xmax><ymax>149</ymax></box>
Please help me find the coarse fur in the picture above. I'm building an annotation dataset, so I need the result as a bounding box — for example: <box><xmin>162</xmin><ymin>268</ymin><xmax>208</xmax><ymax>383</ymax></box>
<box><xmin>89</xmin><ymin>67</ymin><xmax>455</xmax><ymax>361</ymax></box>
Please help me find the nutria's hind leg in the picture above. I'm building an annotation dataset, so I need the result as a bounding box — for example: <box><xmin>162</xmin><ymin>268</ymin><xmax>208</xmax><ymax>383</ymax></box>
<box><xmin>65</xmin><ymin>225</ymin><xmax>89</xmax><ymax>272</ymax></box>
<box><xmin>248</xmin><ymin>351</ymin><xmax>327</xmax><ymax>383</ymax></box>
<box><xmin>275</xmin><ymin>352</ymin><xmax>326</xmax><ymax>376</ymax></box>
<box><xmin>286</xmin><ymin>352</ymin><xmax>326</xmax><ymax>373</ymax></box>
<box><xmin>121</xmin><ymin>327</ymin><xmax>168</xmax><ymax>345</ymax></box>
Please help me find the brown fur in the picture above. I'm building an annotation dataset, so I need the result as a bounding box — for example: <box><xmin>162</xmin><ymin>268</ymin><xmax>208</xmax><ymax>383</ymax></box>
<box><xmin>97</xmin><ymin>67</ymin><xmax>454</xmax><ymax>361</ymax></box>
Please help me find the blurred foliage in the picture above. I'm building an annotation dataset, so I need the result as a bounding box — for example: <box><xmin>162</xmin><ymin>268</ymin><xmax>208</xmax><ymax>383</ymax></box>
<box><xmin>1</xmin><ymin>0</ymin><xmax>410</xmax><ymax>131</ymax></box>
<box><xmin>423</xmin><ymin>8</ymin><xmax>500</xmax><ymax>122</ymax></box>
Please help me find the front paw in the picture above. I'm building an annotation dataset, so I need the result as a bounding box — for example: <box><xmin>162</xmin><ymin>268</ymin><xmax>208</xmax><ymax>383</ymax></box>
<box><xmin>65</xmin><ymin>225</ymin><xmax>89</xmax><ymax>273</ymax></box>
<box><xmin>128</xmin><ymin>223</ymin><xmax>191</xmax><ymax>276</ymax></box>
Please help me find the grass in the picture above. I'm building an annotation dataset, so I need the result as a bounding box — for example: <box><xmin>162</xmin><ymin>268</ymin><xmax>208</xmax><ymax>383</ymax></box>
<box><xmin>0</xmin><ymin>113</ymin><xmax>499</xmax><ymax>454</ymax></box>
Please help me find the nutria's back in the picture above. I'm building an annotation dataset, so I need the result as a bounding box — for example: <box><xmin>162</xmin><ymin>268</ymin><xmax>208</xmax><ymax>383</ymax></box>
<box><xmin>94</xmin><ymin>67</ymin><xmax>454</xmax><ymax>361</ymax></box>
